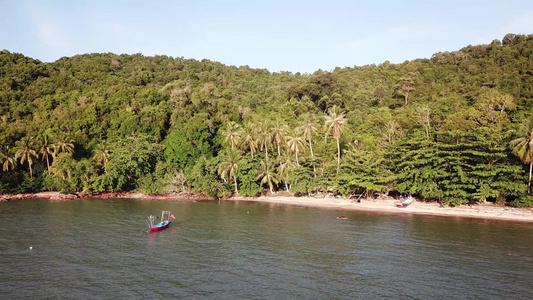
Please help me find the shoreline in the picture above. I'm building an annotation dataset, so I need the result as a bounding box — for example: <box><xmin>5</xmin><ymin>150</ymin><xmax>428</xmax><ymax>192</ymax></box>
<box><xmin>0</xmin><ymin>191</ymin><xmax>212</xmax><ymax>202</ymax></box>
<box><xmin>228</xmin><ymin>195</ymin><xmax>533</xmax><ymax>223</ymax></box>
<box><xmin>2</xmin><ymin>191</ymin><xmax>533</xmax><ymax>223</ymax></box>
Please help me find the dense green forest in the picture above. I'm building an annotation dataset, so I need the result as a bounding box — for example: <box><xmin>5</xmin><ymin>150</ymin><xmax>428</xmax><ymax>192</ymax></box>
<box><xmin>1</xmin><ymin>33</ymin><xmax>532</xmax><ymax>206</ymax></box>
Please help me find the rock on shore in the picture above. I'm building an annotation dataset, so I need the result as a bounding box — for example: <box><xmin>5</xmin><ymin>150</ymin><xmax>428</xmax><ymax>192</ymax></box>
<box><xmin>0</xmin><ymin>191</ymin><xmax>213</xmax><ymax>202</ymax></box>
<box><xmin>0</xmin><ymin>192</ymin><xmax>78</xmax><ymax>202</ymax></box>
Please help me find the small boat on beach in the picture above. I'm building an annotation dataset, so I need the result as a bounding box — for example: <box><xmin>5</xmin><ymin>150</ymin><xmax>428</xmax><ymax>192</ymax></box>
<box><xmin>147</xmin><ymin>211</ymin><xmax>175</xmax><ymax>231</ymax></box>
<box><xmin>396</xmin><ymin>196</ymin><xmax>414</xmax><ymax>208</ymax></box>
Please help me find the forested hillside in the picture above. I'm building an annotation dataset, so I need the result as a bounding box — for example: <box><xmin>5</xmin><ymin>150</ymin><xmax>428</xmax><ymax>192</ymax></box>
<box><xmin>1</xmin><ymin>33</ymin><xmax>532</xmax><ymax>206</ymax></box>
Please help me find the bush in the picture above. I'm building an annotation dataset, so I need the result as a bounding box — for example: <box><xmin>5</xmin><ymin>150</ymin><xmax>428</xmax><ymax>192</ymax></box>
<box><xmin>510</xmin><ymin>195</ymin><xmax>533</xmax><ymax>207</ymax></box>
<box><xmin>43</xmin><ymin>176</ymin><xmax>77</xmax><ymax>194</ymax></box>
<box><xmin>137</xmin><ymin>174</ymin><xmax>163</xmax><ymax>194</ymax></box>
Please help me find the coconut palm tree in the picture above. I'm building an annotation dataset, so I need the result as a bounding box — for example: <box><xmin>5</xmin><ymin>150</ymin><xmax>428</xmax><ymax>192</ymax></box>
<box><xmin>271</xmin><ymin>118</ymin><xmax>289</xmax><ymax>156</ymax></box>
<box><xmin>277</xmin><ymin>152</ymin><xmax>296</xmax><ymax>191</ymax></box>
<box><xmin>93</xmin><ymin>143</ymin><xmax>111</xmax><ymax>173</ymax></box>
<box><xmin>38</xmin><ymin>133</ymin><xmax>55</xmax><ymax>175</ymax></box>
<box><xmin>257</xmin><ymin>159</ymin><xmax>279</xmax><ymax>194</ymax></box>
<box><xmin>325</xmin><ymin>106</ymin><xmax>346</xmax><ymax>171</ymax></box>
<box><xmin>299</xmin><ymin>114</ymin><xmax>318</xmax><ymax>159</ymax></box>
<box><xmin>15</xmin><ymin>136</ymin><xmax>37</xmax><ymax>178</ymax></box>
<box><xmin>0</xmin><ymin>146</ymin><xmax>16</xmax><ymax>172</ymax></box>
<box><xmin>299</xmin><ymin>114</ymin><xmax>319</xmax><ymax>176</ymax></box>
<box><xmin>238</xmin><ymin>122</ymin><xmax>258</xmax><ymax>159</ymax></box>
<box><xmin>222</xmin><ymin>121</ymin><xmax>241</xmax><ymax>150</ymax></box>
<box><xmin>286</xmin><ymin>131</ymin><xmax>306</xmax><ymax>166</ymax></box>
<box><xmin>218</xmin><ymin>149</ymin><xmax>241</xmax><ymax>195</ymax></box>
<box><xmin>256</xmin><ymin>118</ymin><xmax>272</xmax><ymax>160</ymax></box>
<box><xmin>510</xmin><ymin>121</ymin><xmax>533</xmax><ymax>193</ymax></box>
<box><xmin>55</xmin><ymin>134</ymin><xmax>75</xmax><ymax>156</ymax></box>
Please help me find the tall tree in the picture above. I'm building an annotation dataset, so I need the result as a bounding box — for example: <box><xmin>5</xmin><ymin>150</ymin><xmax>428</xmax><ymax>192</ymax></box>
<box><xmin>325</xmin><ymin>106</ymin><xmax>346</xmax><ymax>171</ymax></box>
<box><xmin>93</xmin><ymin>143</ymin><xmax>111</xmax><ymax>173</ymax></box>
<box><xmin>271</xmin><ymin>118</ymin><xmax>289</xmax><ymax>156</ymax></box>
<box><xmin>222</xmin><ymin>121</ymin><xmax>241</xmax><ymax>150</ymax></box>
<box><xmin>55</xmin><ymin>134</ymin><xmax>75</xmax><ymax>156</ymax></box>
<box><xmin>394</xmin><ymin>74</ymin><xmax>416</xmax><ymax>106</ymax></box>
<box><xmin>299</xmin><ymin>113</ymin><xmax>318</xmax><ymax>159</ymax></box>
<box><xmin>15</xmin><ymin>136</ymin><xmax>37</xmax><ymax>178</ymax></box>
<box><xmin>417</xmin><ymin>106</ymin><xmax>431</xmax><ymax>138</ymax></box>
<box><xmin>38</xmin><ymin>133</ymin><xmax>55</xmax><ymax>175</ymax></box>
<box><xmin>286</xmin><ymin>131</ymin><xmax>306</xmax><ymax>166</ymax></box>
<box><xmin>238</xmin><ymin>122</ymin><xmax>258</xmax><ymax>159</ymax></box>
<box><xmin>277</xmin><ymin>152</ymin><xmax>296</xmax><ymax>191</ymax></box>
<box><xmin>336</xmin><ymin>149</ymin><xmax>394</xmax><ymax>198</ymax></box>
<box><xmin>0</xmin><ymin>146</ymin><xmax>16</xmax><ymax>172</ymax></box>
<box><xmin>510</xmin><ymin>121</ymin><xmax>533</xmax><ymax>193</ymax></box>
<box><xmin>257</xmin><ymin>159</ymin><xmax>279</xmax><ymax>193</ymax></box>
<box><xmin>256</xmin><ymin>118</ymin><xmax>272</xmax><ymax>160</ymax></box>
<box><xmin>218</xmin><ymin>149</ymin><xmax>241</xmax><ymax>195</ymax></box>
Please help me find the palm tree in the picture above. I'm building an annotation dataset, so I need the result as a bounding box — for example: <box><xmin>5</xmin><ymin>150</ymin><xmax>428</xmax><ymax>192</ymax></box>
<box><xmin>15</xmin><ymin>136</ymin><xmax>37</xmax><ymax>178</ymax></box>
<box><xmin>256</xmin><ymin>119</ymin><xmax>272</xmax><ymax>160</ymax></box>
<box><xmin>277</xmin><ymin>152</ymin><xmax>296</xmax><ymax>191</ymax></box>
<box><xmin>55</xmin><ymin>134</ymin><xmax>75</xmax><ymax>156</ymax></box>
<box><xmin>510</xmin><ymin>121</ymin><xmax>533</xmax><ymax>193</ymax></box>
<box><xmin>299</xmin><ymin>114</ymin><xmax>318</xmax><ymax>159</ymax></box>
<box><xmin>38</xmin><ymin>133</ymin><xmax>55</xmax><ymax>175</ymax></box>
<box><xmin>0</xmin><ymin>146</ymin><xmax>16</xmax><ymax>172</ymax></box>
<box><xmin>49</xmin><ymin>160</ymin><xmax>71</xmax><ymax>180</ymax></box>
<box><xmin>93</xmin><ymin>143</ymin><xmax>111</xmax><ymax>173</ymax></box>
<box><xmin>218</xmin><ymin>149</ymin><xmax>241</xmax><ymax>195</ymax></box>
<box><xmin>286</xmin><ymin>131</ymin><xmax>306</xmax><ymax>166</ymax></box>
<box><xmin>238</xmin><ymin>122</ymin><xmax>258</xmax><ymax>159</ymax></box>
<box><xmin>222</xmin><ymin>121</ymin><xmax>241</xmax><ymax>150</ymax></box>
<box><xmin>271</xmin><ymin>118</ymin><xmax>289</xmax><ymax>156</ymax></box>
<box><xmin>325</xmin><ymin>106</ymin><xmax>346</xmax><ymax>171</ymax></box>
<box><xmin>257</xmin><ymin>159</ymin><xmax>279</xmax><ymax>193</ymax></box>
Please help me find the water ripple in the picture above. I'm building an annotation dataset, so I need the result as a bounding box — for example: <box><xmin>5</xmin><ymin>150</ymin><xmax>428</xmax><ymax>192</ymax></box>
<box><xmin>1</xmin><ymin>199</ymin><xmax>533</xmax><ymax>299</ymax></box>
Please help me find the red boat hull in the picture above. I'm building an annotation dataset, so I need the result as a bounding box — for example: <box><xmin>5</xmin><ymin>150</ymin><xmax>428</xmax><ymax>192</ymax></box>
<box><xmin>150</xmin><ymin>225</ymin><xmax>169</xmax><ymax>231</ymax></box>
<box><xmin>149</xmin><ymin>223</ymin><xmax>170</xmax><ymax>231</ymax></box>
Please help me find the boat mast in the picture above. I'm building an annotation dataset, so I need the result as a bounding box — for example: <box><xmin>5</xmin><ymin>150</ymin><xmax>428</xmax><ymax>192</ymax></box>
<box><xmin>147</xmin><ymin>215</ymin><xmax>156</xmax><ymax>227</ymax></box>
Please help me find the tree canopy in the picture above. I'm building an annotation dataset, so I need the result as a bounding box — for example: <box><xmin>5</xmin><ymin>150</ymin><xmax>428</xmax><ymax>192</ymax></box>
<box><xmin>1</xmin><ymin>34</ymin><xmax>532</xmax><ymax>206</ymax></box>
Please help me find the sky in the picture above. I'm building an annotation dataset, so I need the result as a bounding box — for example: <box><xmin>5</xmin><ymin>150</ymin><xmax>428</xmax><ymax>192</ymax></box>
<box><xmin>1</xmin><ymin>0</ymin><xmax>532</xmax><ymax>73</ymax></box>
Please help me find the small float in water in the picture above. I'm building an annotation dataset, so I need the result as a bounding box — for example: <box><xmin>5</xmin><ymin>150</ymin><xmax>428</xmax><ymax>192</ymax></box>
<box><xmin>396</xmin><ymin>196</ymin><xmax>414</xmax><ymax>208</ymax></box>
<box><xmin>147</xmin><ymin>211</ymin><xmax>175</xmax><ymax>231</ymax></box>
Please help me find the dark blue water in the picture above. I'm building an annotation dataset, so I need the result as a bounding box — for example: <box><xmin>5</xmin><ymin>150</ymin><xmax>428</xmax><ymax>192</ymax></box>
<box><xmin>1</xmin><ymin>198</ymin><xmax>533</xmax><ymax>299</ymax></box>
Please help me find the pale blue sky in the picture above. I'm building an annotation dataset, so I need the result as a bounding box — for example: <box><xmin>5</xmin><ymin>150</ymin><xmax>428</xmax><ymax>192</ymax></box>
<box><xmin>1</xmin><ymin>0</ymin><xmax>532</xmax><ymax>73</ymax></box>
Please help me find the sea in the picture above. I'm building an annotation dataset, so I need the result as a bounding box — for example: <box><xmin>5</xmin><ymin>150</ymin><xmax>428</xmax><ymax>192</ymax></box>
<box><xmin>1</xmin><ymin>198</ymin><xmax>532</xmax><ymax>299</ymax></box>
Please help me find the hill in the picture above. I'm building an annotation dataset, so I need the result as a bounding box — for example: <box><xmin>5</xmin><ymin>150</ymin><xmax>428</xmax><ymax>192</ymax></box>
<box><xmin>1</xmin><ymin>33</ymin><xmax>532</xmax><ymax>206</ymax></box>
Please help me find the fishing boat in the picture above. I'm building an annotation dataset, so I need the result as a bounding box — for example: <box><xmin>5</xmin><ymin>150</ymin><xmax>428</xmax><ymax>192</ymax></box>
<box><xmin>396</xmin><ymin>196</ymin><xmax>414</xmax><ymax>208</ymax></box>
<box><xmin>147</xmin><ymin>211</ymin><xmax>175</xmax><ymax>231</ymax></box>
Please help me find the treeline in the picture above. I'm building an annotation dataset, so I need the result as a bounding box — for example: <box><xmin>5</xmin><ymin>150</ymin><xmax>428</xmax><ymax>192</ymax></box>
<box><xmin>1</xmin><ymin>33</ymin><xmax>532</xmax><ymax>206</ymax></box>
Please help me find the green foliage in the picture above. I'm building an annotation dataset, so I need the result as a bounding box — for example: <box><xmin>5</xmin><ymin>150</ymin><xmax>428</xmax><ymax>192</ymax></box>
<box><xmin>237</xmin><ymin>158</ymin><xmax>262</xmax><ymax>196</ymax></box>
<box><xmin>1</xmin><ymin>35</ymin><xmax>533</xmax><ymax>207</ymax></box>
<box><xmin>189</xmin><ymin>156</ymin><xmax>229</xmax><ymax>198</ymax></box>
<box><xmin>137</xmin><ymin>174</ymin><xmax>164</xmax><ymax>194</ymax></box>
<box><xmin>92</xmin><ymin>135</ymin><xmax>162</xmax><ymax>192</ymax></box>
<box><xmin>336</xmin><ymin>150</ymin><xmax>395</xmax><ymax>196</ymax></box>
<box><xmin>17</xmin><ymin>172</ymin><xmax>44</xmax><ymax>193</ymax></box>
<box><xmin>392</xmin><ymin>130</ymin><xmax>527</xmax><ymax>205</ymax></box>
<box><xmin>257</xmin><ymin>159</ymin><xmax>279</xmax><ymax>192</ymax></box>
<box><xmin>164</xmin><ymin>113</ymin><xmax>219</xmax><ymax>169</ymax></box>
<box><xmin>289</xmin><ymin>164</ymin><xmax>319</xmax><ymax>195</ymax></box>
<box><xmin>217</xmin><ymin>148</ymin><xmax>242</xmax><ymax>194</ymax></box>
<box><xmin>510</xmin><ymin>195</ymin><xmax>533</xmax><ymax>207</ymax></box>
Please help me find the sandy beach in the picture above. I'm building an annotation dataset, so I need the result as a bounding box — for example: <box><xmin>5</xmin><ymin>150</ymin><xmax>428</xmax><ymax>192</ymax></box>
<box><xmin>227</xmin><ymin>194</ymin><xmax>533</xmax><ymax>223</ymax></box>
<box><xmin>2</xmin><ymin>191</ymin><xmax>533</xmax><ymax>223</ymax></box>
